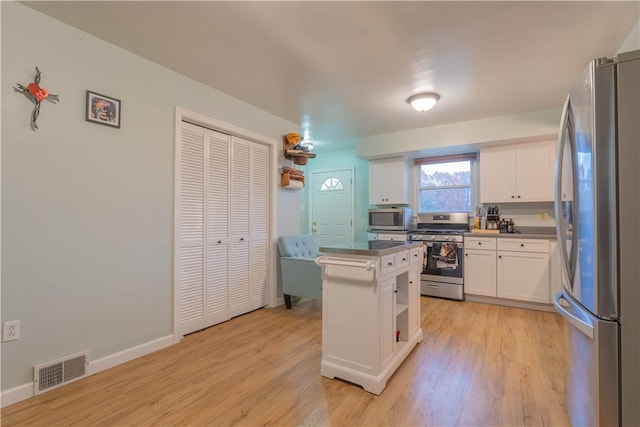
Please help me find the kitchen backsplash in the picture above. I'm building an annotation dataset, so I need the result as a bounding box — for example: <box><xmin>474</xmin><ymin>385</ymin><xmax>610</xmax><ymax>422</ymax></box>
<box><xmin>412</xmin><ymin>202</ymin><xmax>556</xmax><ymax>229</ymax></box>
<box><xmin>482</xmin><ymin>202</ymin><xmax>556</xmax><ymax>227</ymax></box>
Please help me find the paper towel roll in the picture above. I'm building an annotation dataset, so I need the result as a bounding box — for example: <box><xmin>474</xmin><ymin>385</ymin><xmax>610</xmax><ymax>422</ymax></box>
<box><xmin>282</xmin><ymin>179</ymin><xmax>304</xmax><ymax>190</ymax></box>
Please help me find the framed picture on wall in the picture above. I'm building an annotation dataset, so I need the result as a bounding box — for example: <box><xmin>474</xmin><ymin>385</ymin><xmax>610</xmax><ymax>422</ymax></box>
<box><xmin>85</xmin><ymin>91</ymin><xmax>121</xmax><ymax>128</ymax></box>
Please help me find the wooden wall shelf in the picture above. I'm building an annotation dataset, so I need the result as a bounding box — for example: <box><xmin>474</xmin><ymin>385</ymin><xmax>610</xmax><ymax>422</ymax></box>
<box><xmin>281</xmin><ymin>166</ymin><xmax>305</xmax><ymax>189</ymax></box>
<box><xmin>283</xmin><ymin>135</ymin><xmax>316</xmax><ymax>165</ymax></box>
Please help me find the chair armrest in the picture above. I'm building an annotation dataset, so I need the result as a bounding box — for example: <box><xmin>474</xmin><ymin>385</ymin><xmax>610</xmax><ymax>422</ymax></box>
<box><xmin>279</xmin><ymin>257</ymin><xmax>322</xmax><ymax>300</ymax></box>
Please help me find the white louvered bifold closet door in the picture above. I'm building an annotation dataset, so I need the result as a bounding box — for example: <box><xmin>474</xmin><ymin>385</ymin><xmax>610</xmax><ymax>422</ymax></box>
<box><xmin>176</xmin><ymin>121</ymin><xmax>270</xmax><ymax>336</ymax></box>
<box><xmin>229</xmin><ymin>137</ymin><xmax>252</xmax><ymax>317</ymax></box>
<box><xmin>205</xmin><ymin>129</ymin><xmax>230</xmax><ymax>327</ymax></box>
<box><xmin>250</xmin><ymin>143</ymin><xmax>270</xmax><ymax>310</ymax></box>
<box><xmin>176</xmin><ymin>123</ymin><xmax>206</xmax><ymax>336</ymax></box>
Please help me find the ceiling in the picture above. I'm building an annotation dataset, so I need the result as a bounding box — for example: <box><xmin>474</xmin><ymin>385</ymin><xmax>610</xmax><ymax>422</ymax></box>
<box><xmin>23</xmin><ymin>1</ymin><xmax>639</xmax><ymax>153</ymax></box>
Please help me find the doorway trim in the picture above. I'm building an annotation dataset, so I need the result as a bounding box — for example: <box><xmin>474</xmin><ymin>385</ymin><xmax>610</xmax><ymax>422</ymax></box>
<box><xmin>308</xmin><ymin>167</ymin><xmax>355</xmax><ymax>245</ymax></box>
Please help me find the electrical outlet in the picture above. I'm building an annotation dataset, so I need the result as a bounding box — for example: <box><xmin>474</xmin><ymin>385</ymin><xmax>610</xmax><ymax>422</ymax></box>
<box><xmin>3</xmin><ymin>320</ymin><xmax>20</xmax><ymax>342</ymax></box>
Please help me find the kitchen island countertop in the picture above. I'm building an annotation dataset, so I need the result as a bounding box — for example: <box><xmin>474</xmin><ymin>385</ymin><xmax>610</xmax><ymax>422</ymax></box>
<box><xmin>320</xmin><ymin>240</ymin><xmax>421</xmax><ymax>256</ymax></box>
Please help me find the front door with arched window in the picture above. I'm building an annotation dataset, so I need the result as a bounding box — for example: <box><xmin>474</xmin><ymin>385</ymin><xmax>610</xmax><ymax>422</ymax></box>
<box><xmin>310</xmin><ymin>168</ymin><xmax>354</xmax><ymax>247</ymax></box>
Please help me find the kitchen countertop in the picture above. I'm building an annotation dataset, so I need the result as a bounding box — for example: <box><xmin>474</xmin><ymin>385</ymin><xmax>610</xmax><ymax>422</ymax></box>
<box><xmin>465</xmin><ymin>226</ymin><xmax>557</xmax><ymax>240</ymax></box>
<box><xmin>367</xmin><ymin>229</ymin><xmax>410</xmax><ymax>234</ymax></box>
<box><xmin>320</xmin><ymin>240</ymin><xmax>421</xmax><ymax>256</ymax></box>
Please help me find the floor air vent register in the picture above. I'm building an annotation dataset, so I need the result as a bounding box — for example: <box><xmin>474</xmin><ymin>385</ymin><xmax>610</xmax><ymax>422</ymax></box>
<box><xmin>33</xmin><ymin>351</ymin><xmax>88</xmax><ymax>395</ymax></box>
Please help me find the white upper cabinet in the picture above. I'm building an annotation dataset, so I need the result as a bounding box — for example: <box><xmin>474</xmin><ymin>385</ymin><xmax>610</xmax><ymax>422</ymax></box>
<box><xmin>480</xmin><ymin>140</ymin><xmax>556</xmax><ymax>203</ymax></box>
<box><xmin>369</xmin><ymin>158</ymin><xmax>409</xmax><ymax>205</ymax></box>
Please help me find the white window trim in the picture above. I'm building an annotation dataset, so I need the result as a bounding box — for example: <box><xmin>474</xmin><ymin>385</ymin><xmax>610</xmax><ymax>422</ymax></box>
<box><xmin>413</xmin><ymin>159</ymin><xmax>479</xmax><ymax>214</ymax></box>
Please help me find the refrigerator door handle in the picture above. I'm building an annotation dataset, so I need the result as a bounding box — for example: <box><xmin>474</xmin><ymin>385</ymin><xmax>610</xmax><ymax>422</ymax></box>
<box><xmin>554</xmin><ymin>95</ymin><xmax>572</xmax><ymax>284</ymax></box>
<box><xmin>554</xmin><ymin>292</ymin><xmax>594</xmax><ymax>339</ymax></box>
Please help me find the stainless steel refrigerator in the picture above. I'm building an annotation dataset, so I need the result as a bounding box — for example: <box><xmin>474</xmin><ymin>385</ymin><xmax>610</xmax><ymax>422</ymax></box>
<box><xmin>554</xmin><ymin>50</ymin><xmax>639</xmax><ymax>427</ymax></box>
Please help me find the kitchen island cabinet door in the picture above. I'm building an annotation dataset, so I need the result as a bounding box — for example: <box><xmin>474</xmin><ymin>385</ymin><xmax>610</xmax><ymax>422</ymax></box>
<box><xmin>464</xmin><ymin>248</ymin><xmax>497</xmax><ymax>297</ymax></box>
<box><xmin>380</xmin><ymin>277</ymin><xmax>396</xmax><ymax>369</ymax></box>
<box><xmin>408</xmin><ymin>268</ymin><xmax>420</xmax><ymax>336</ymax></box>
<box><xmin>497</xmin><ymin>251</ymin><xmax>550</xmax><ymax>303</ymax></box>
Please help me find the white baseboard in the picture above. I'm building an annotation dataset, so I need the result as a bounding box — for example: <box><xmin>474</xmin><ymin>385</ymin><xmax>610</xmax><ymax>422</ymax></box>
<box><xmin>88</xmin><ymin>334</ymin><xmax>173</xmax><ymax>375</ymax></box>
<box><xmin>1</xmin><ymin>334</ymin><xmax>174</xmax><ymax>408</ymax></box>
<box><xmin>1</xmin><ymin>383</ymin><xmax>32</xmax><ymax>408</ymax></box>
<box><xmin>464</xmin><ymin>294</ymin><xmax>555</xmax><ymax>312</ymax></box>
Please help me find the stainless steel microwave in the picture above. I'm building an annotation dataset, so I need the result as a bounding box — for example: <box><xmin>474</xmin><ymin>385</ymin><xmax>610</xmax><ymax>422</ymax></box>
<box><xmin>368</xmin><ymin>207</ymin><xmax>413</xmax><ymax>231</ymax></box>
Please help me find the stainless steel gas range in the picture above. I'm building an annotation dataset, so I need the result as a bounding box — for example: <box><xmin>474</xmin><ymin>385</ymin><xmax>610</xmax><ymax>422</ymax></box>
<box><xmin>408</xmin><ymin>213</ymin><xmax>469</xmax><ymax>301</ymax></box>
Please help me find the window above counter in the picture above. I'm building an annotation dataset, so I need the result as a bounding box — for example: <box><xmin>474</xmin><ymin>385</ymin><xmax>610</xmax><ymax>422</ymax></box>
<box><xmin>414</xmin><ymin>153</ymin><xmax>477</xmax><ymax>214</ymax></box>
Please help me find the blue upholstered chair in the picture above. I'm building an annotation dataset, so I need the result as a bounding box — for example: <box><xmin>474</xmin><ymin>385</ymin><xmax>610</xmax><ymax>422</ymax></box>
<box><xmin>277</xmin><ymin>235</ymin><xmax>323</xmax><ymax>309</ymax></box>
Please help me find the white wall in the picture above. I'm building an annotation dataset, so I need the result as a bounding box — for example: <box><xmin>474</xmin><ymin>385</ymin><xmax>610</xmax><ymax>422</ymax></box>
<box><xmin>1</xmin><ymin>2</ymin><xmax>300</xmax><ymax>395</ymax></box>
<box><xmin>618</xmin><ymin>18</ymin><xmax>640</xmax><ymax>53</ymax></box>
<box><xmin>356</xmin><ymin>108</ymin><xmax>560</xmax><ymax>159</ymax></box>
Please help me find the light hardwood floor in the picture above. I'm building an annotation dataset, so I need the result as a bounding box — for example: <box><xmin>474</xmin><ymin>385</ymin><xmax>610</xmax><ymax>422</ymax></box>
<box><xmin>2</xmin><ymin>297</ymin><xmax>569</xmax><ymax>426</ymax></box>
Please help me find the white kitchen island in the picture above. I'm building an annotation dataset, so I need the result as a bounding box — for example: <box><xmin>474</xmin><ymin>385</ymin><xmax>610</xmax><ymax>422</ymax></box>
<box><xmin>316</xmin><ymin>240</ymin><xmax>423</xmax><ymax>394</ymax></box>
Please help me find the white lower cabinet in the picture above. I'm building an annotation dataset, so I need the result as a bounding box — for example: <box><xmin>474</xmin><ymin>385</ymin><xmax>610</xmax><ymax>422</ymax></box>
<box><xmin>464</xmin><ymin>236</ymin><xmax>552</xmax><ymax>305</ymax></box>
<box><xmin>464</xmin><ymin>248</ymin><xmax>497</xmax><ymax>297</ymax></box>
<box><xmin>464</xmin><ymin>237</ymin><xmax>497</xmax><ymax>297</ymax></box>
<box><xmin>497</xmin><ymin>251</ymin><xmax>549</xmax><ymax>303</ymax></box>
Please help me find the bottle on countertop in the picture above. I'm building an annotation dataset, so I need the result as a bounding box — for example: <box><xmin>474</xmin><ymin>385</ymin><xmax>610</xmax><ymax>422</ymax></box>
<box><xmin>472</xmin><ymin>207</ymin><xmax>481</xmax><ymax>230</ymax></box>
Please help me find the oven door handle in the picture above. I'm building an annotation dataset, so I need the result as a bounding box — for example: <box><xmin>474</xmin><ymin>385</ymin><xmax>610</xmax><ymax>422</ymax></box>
<box><xmin>427</xmin><ymin>242</ymin><xmax>463</xmax><ymax>248</ymax></box>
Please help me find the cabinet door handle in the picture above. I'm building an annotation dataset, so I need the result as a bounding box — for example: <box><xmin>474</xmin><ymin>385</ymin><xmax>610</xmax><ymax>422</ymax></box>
<box><xmin>465</xmin><ymin>253</ymin><xmax>468</xmax><ymax>257</ymax></box>
<box><xmin>511</xmin><ymin>195</ymin><xmax>515</xmax><ymax>198</ymax></box>
<box><xmin>394</xmin><ymin>290</ymin><xmax>398</xmax><ymax>293</ymax></box>
<box><xmin>387</xmin><ymin>262</ymin><xmax>393</xmax><ymax>267</ymax></box>
<box><xmin>240</xmin><ymin>237</ymin><xmax>244</xmax><ymax>241</ymax></box>
<box><xmin>517</xmin><ymin>195</ymin><xmax>521</xmax><ymax>199</ymax></box>
<box><xmin>402</xmin><ymin>257</ymin><xmax>407</xmax><ymax>261</ymax></box>
<box><xmin>478</xmin><ymin>242</ymin><xmax>482</xmax><ymax>245</ymax></box>
<box><xmin>520</xmin><ymin>243</ymin><xmax>525</xmax><ymax>247</ymax></box>
<box><xmin>499</xmin><ymin>255</ymin><xmax>502</xmax><ymax>259</ymax></box>
<box><xmin>217</xmin><ymin>240</ymin><xmax>222</xmax><ymax>244</ymax></box>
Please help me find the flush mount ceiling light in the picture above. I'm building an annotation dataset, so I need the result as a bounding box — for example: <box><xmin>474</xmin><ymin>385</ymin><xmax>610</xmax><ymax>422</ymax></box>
<box><xmin>407</xmin><ymin>92</ymin><xmax>440</xmax><ymax>112</ymax></box>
